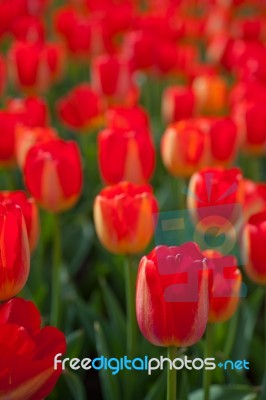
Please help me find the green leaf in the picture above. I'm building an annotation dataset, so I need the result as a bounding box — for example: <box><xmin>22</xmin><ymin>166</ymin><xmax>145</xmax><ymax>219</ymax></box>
<box><xmin>94</xmin><ymin>322</ymin><xmax>121</xmax><ymax>400</ymax></box>
<box><xmin>63</xmin><ymin>370</ymin><xmax>87</xmax><ymax>400</ymax></box>
<box><xmin>100</xmin><ymin>279</ymin><xmax>126</xmax><ymax>342</ymax></box>
<box><xmin>143</xmin><ymin>370</ymin><xmax>167</xmax><ymax>400</ymax></box>
<box><xmin>232</xmin><ymin>289</ymin><xmax>264</xmax><ymax>361</ymax></box>
<box><xmin>66</xmin><ymin>329</ymin><xmax>85</xmax><ymax>359</ymax></box>
<box><xmin>189</xmin><ymin>385</ymin><xmax>259</xmax><ymax>400</ymax></box>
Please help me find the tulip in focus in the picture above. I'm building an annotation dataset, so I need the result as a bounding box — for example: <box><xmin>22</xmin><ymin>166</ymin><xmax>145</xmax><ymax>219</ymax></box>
<box><xmin>242</xmin><ymin>210</ymin><xmax>266</xmax><ymax>284</ymax></box>
<box><xmin>0</xmin><ymin>297</ymin><xmax>66</xmax><ymax>400</ymax></box>
<box><xmin>203</xmin><ymin>250</ymin><xmax>242</xmax><ymax>323</ymax></box>
<box><xmin>0</xmin><ymin>191</ymin><xmax>39</xmax><ymax>252</ymax></box>
<box><xmin>57</xmin><ymin>84</ymin><xmax>103</xmax><ymax>131</ymax></box>
<box><xmin>98</xmin><ymin>127</ymin><xmax>155</xmax><ymax>185</ymax></box>
<box><xmin>0</xmin><ymin>203</ymin><xmax>30</xmax><ymax>301</ymax></box>
<box><xmin>23</xmin><ymin>138</ymin><xmax>83</xmax><ymax>212</ymax></box>
<box><xmin>93</xmin><ymin>182</ymin><xmax>158</xmax><ymax>254</ymax></box>
<box><xmin>136</xmin><ymin>242</ymin><xmax>209</xmax><ymax>346</ymax></box>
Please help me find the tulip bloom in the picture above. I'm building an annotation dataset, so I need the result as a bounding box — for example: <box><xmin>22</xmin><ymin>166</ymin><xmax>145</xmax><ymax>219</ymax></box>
<box><xmin>0</xmin><ymin>191</ymin><xmax>39</xmax><ymax>252</ymax></box>
<box><xmin>93</xmin><ymin>182</ymin><xmax>158</xmax><ymax>254</ymax></box>
<box><xmin>0</xmin><ymin>96</ymin><xmax>48</xmax><ymax>166</ymax></box>
<box><xmin>91</xmin><ymin>54</ymin><xmax>138</xmax><ymax>106</ymax></box>
<box><xmin>16</xmin><ymin>126</ymin><xmax>57</xmax><ymax>169</ymax></box>
<box><xmin>55</xmin><ymin>7</ymin><xmax>112</xmax><ymax>58</ymax></box>
<box><xmin>0</xmin><ymin>297</ymin><xmax>66</xmax><ymax>399</ymax></box>
<box><xmin>162</xmin><ymin>86</ymin><xmax>195</xmax><ymax>123</ymax></box>
<box><xmin>242</xmin><ymin>211</ymin><xmax>266</xmax><ymax>284</ymax></box>
<box><xmin>161</xmin><ymin>120</ymin><xmax>209</xmax><ymax>178</ymax></box>
<box><xmin>136</xmin><ymin>242</ymin><xmax>209</xmax><ymax>346</ymax></box>
<box><xmin>9</xmin><ymin>41</ymin><xmax>64</xmax><ymax>92</ymax></box>
<box><xmin>203</xmin><ymin>250</ymin><xmax>242</xmax><ymax>323</ymax></box>
<box><xmin>57</xmin><ymin>84</ymin><xmax>103</xmax><ymax>131</ymax></box>
<box><xmin>208</xmin><ymin>118</ymin><xmax>238</xmax><ymax>166</ymax></box>
<box><xmin>105</xmin><ymin>106</ymin><xmax>149</xmax><ymax>132</ymax></box>
<box><xmin>0</xmin><ymin>203</ymin><xmax>30</xmax><ymax>301</ymax></box>
<box><xmin>243</xmin><ymin>179</ymin><xmax>266</xmax><ymax>220</ymax></box>
<box><xmin>23</xmin><ymin>139</ymin><xmax>83</xmax><ymax>212</ymax></box>
<box><xmin>7</xmin><ymin>96</ymin><xmax>48</xmax><ymax>128</ymax></box>
<box><xmin>233</xmin><ymin>101</ymin><xmax>266</xmax><ymax>155</ymax></box>
<box><xmin>187</xmin><ymin>167</ymin><xmax>244</xmax><ymax>231</ymax></box>
<box><xmin>192</xmin><ymin>74</ymin><xmax>228</xmax><ymax>115</ymax></box>
<box><xmin>98</xmin><ymin>127</ymin><xmax>155</xmax><ymax>185</ymax></box>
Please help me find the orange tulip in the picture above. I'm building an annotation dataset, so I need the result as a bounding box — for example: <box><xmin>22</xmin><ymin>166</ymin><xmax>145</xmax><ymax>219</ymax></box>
<box><xmin>93</xmin><ymin>182</ymin><xmax>158</xmax><ymax>254</ymax></box>
<box><xmin>161</xmin><ymin>120</ymin><xmax>209</xmax><ymax>178</ymax></box>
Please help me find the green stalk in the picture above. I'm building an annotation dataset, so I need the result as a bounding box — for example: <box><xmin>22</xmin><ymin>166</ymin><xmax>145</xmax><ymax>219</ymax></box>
<box><xmin>203</xmin><ymin>324</ymin><xmax>214</xmax><ymax>400</ymax></box>
<box><xmin>50</xmin><ymin>214</ymin><xmax>62</xmax><ymax>327</ymax></box>
<box><xmin>167</xmin><ymin>346</ymin><xmax>177</xmax><ymax>400</ymax></box>
<box><xmin>125</xmin><ymin>255</ymin><xmax>137</xmax><ymax>357</ymax></box>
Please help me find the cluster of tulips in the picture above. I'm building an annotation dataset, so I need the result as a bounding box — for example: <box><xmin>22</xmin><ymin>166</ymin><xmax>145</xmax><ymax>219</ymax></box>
<box><xmin>0</xmin><ymin>0</ymin><xmax>266</xmax><ymax>399</ymax></box>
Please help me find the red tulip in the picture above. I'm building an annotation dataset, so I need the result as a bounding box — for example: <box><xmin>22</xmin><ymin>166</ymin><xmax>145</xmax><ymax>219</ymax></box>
<box><xmin>98</xmin><ymin>127</ymin><xmax>155</xmax><ymax>185</ymax></box>
<box><xmin>136</xmin><ymin>242</ymin><xmax>209</xmax><ymax>346</ymax></box>
<box><xmin>105</xmin><ymin>105</ymin><xmax>150</xmax><ymax>132</ymax></box>
<box><xmin>16</xmin><ymin>126</ymin><xmax>57</xmax><ymax>168</ymax></box>
<box><xmin>9</xmin><ymin>41</ymin><xmax>64</xmax><ymax>93</ymax></box>
<box><xmin>93</xmin><ymin>182</ymin><xmax>158</xmax><ymax>254</ymax></box>
<box><xmin>57</xmin><ymin>84</ymin><xmax>103</xmax><ymax>131</ymax></box>
<box><xmin>91</xmin><ymin>54</ymin><xmax>138</xmax><ymax>106</ymax></box>
<box><xmin>187</xmin><ymin>167</ymin><xmax>244</xmax><ymax>231</ymax></box>
<box><xmin>54</xmin><ymin>7</ymin><xmax>112</xmax><ymax>58</ymax></box>
<box><xmin>23</xmin><ymin>139</ymin><xmax>83</xmax><ymax>212</ymax></box>
<box><xmin>0</xmin><ymin>297</ymin><xmax>66</xmax><ymax>400</ymax></box>
<box><xmin>162</xmin><ymin>86</ymin><xmax>195</xmax><ymax>123</ymax></box>
<box><xmin>122</xmin><ymin>30</ymin><xmax>155</xmax><ymax>72</ymax></box>
<box><xmin>0</xmin><ymin>191</ymin><xmax>39</xmax><ymax>252</ymax></box>
<box><xmin>10</xmin><ymin>15</ymin><xmax>45</xmax><ymax>43</ymax></box>
<box><xmin>0</xmin><ymin>203</ymin><xmax>30</xmax><ymax>301</ymax></box>
<box><xmin>230</xmin><ymin>79</ymin><xmax>266</xmax><ymax>107</ymax></box>
<box><xmin>208</xmin><ymin>117</ymin><xmax>239</xmax><ymax>166</ymax></box>
<box><xmin>243</xmin><ymin>179</ymin><xmax>266</xmax><ymax>221</ymax></box>
<box><xmin>242</xmin><ymin>210</ymin><xmax>266</xmax><ymax>284</ymax></box>
<box><xmin>7</xmin><ymin>96</ymin><xmax>48</xmax><ymax>127</ymax></box>
<box><xmin>0</xmin><ymin>111</ymin><xmax>21</xmax><ymax>166</ymax></box>
<box><xmin>161</xmin><ymin>120</ymin><xmax>209</xmax><ymax>178</ymax></box>
<box><xmin>203</xmin><ymin>250</ymin><xmax>242</xmax><ymax>322</ymax></box>
<box><xmin>233</xmin><ymin>100</ymin><xmax>266</xmax><ymax>155</ymax></box>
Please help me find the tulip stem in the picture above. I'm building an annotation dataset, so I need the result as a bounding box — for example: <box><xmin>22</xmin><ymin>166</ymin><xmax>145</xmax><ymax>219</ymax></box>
<box><xmin>51</xmin><ymin>214</ymin><xmax>62</xmax><ymax>328</ymax></box>
<box><xmin>167</xmin><ymin>346</ymin><xmax>177</xmax><ymax>400</ymax></box>
<box><xmin>203</xmin><ymin>324</ymin><xmax>214</xmax><ymax>400</ymax></box>
<box><xmin>125</xmin><ymin>255</ymin><xmax>137</xmax><ymax>357</ymax></box>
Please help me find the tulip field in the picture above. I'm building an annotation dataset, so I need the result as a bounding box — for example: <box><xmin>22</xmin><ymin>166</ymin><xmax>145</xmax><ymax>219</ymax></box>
<box><xmin>1</xmin><ymin>0</ymin><xmax>266</xmax><ymax>399</ymax></box>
